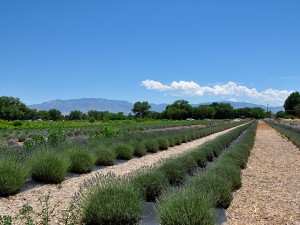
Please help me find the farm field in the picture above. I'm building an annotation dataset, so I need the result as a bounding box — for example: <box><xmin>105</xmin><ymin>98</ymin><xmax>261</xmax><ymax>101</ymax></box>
<box><xmin>0</xmin><ymin>120</ymin><xmax>299</xmax><ymax>224</ymax></box>
<box><xmin>0</xmin><ymin>120</ymin><xmax>250</xmax><ymax>224</ymax></box>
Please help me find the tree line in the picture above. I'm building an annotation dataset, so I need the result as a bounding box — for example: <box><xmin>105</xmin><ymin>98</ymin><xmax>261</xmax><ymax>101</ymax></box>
<box><xmin>0</xmin><ymin>92</ymin><xmax>299</xmax><ymax>121</ymax></box>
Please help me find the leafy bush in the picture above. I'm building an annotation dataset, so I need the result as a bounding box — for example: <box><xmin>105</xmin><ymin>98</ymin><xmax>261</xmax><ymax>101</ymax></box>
<box><xmin>114</xmin><ymin>145</ymin><xmax>134</xmax><ymax>160</ymax></box>
<box><xmin>13</xmin><ymin>120</ymin><xmax>23</xmax><ymax>127</ymax></box>
<box><xmin>30</xmin><ymin>150</ymin><xmax>70</xmax><ymax>184</ymax></box>
<box><xmin>144</xmin><ymin>140</ymin><xmax>159</xmax><ymax>153</ymax></box>
<box><xmin>132</xmin><ymin>169</ymin><xmax>169</xmax><ymax>202</ymax></box>
<box><xmin>48</xmin><ymin>129</ymin><xmax>66</xmax><ymax>145</ymax></box>
<box><xmin>68</xmin><ymin>148</ymin><xmax>96</xmax><ymax>173</ymax></box>
<box><xmin>79</xmin><ymin>175</ymin><xmax>143</xmax><ymax>225</ymax></box>
<box><xmin>157</xmin><ymin>138</ymin><xmax>169</xmax><ymax>150</ymax></box>
<box><xmin>93</xmin><ymin>147</ymin><xmax>116</xmax><ymax>166</ymax></box>
<box><xmin>157</xmin><ymin>187</ymin><xmax>214</xmax><ymax>225</ymax></box>
<box><xmin>0</xmin><ymin>157</ymin><xmax>28</xmax><ymax>196</ymax></box>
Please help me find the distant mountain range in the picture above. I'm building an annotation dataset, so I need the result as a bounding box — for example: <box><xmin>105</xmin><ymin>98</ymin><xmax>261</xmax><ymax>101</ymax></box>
<box><xmin>28</xmin><ymin>98</ymin><xmax>284</xmax><ymax>115</ymax></box>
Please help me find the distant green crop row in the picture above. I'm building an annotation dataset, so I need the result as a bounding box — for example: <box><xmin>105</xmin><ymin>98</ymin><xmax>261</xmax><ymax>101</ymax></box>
<box><xmin>0</xmin><ymin>120</ymin><xmax>245</xmax><ymax>197</ymax></box>
<box><xmin>74</xmin><ymin>122</ymin><xmax>255</xmax><ymax>224</ymax></box>
<box><xmin>0</xmin><ymin>119</ymin><xmax>221</xmax><ymax>145</ymax></box>
<box><xmin>265</xmin><ymin>120</ymin><xmax>300</xmax><ymax>149</ymax></box>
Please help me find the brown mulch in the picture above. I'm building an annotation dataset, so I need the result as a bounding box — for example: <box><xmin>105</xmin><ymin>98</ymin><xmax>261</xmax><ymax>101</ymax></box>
<box><xmin>225</xmin><ymin>121</ymin><xmax>300</xmax><ymax>225</ymax></box>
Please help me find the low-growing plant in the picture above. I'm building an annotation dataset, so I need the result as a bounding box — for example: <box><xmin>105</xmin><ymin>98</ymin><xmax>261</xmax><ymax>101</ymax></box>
<box><xmin>0</xmin><ymin>157</ymin><xmax>28</xmax><ymax>196</ymax></box>
<box><xmin>157</xmin><ymin>187</ymin><xmax>214</xmax><ymax>225</ymax></box>
<box><xmin>93</xmin><ymin>146</ymin><xmax>116</xmax><ymax>166</ymax></box>
<box><xmin>207</xmin><ymin>163</ymin><xmax>242</xmax><ymax>190</ymax></box>
<box><xmin>30</xmin><ymin>150</ymin><xmax>70</xmax><ymax>184</ymax></box>
<box><xmin>132</xmin><ymin>169</ymin><xmax>169</xmax><ymax>202</ymax></box>
<box><xmin>78</xmin><ymin>174</ymin><xmax>143</xmax><ymax>225</ymax></box>
<box><xmin>187</xmin><ymin>172</ymin><xmax>233</xmax><ymax>208</ymax></box>
<box><xmin>190</xmin><ymin>150</ymin><xmax>208</xmax><ymax>167</ymax></box>
<box><xmin>131</xmin><ymin>141</ymin><xmax>147</xmax><ymax>157</ymax></box>
<box><xmin>144</xmin><ymin>139</ymin><xmax>159</xmax><ymax>153</ymax></box>
<box><xmin>157</xmin><ymin>138</ymin><xmax>169</xmax><ymax>150</ymax></box>
<box><xmin>159</xmin><ymin>159</ymin><xmax>187</xmax><ymax>185</ymax></box>
<box><xmin>68</xmin><ymin>148</ymin><xmax>97</xmax><ymax>173</ymax></box>
<box><xmin>176</xmin><ymin>155</ymin><xmax>198</xmax><ymax>175</ymax></box>
<box><xmin>114</xmin><ymin>144</ymin><xmax>134</xmax><ymax>160</ymax></box>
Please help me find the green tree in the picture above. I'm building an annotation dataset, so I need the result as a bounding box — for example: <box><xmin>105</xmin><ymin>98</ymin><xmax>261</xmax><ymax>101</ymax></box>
<box><xmin>48</xmin><ymin>109</ymin><xmax>62</xmax><ymax>121</ymax></box>
<box><xmin>275</xmin><ymin>111</ymin><xmax>286</xmax><ymax>118</ymax></box>
<box><xmin>0</xmin><ymin>96</ymin><xmax>30</xmax><ymax>120</ymax></box>
<box><xmin>162</xmin><ymin>100</ymin><xmax>192</xmax><ymax>120</ymax></box>
<box><xmin>68</xmin><ymin>110</ymin><xmax>85</xmax><ymax>120</ymax></box>
<box><xmin>132</xmin><ymin>101</ymin><xmax>151</xmax><ymax>118</ymax></box>
<box><xmin>193</xmin><ymin>105</ymin><xmax>215</xmax><ymax>119</ymax></box>
<box><xmin>294</xmin><ymin>104</ymin><xmax>300</xmax><ymax>118</ymax></box>
<box><xmin>37</xmin><ymin>110</ymin><xmax>50</xmax><ymax>120</ymax></box>
<box><xmin>212</xmin><ymin>102</ymin><xmax>234</xmax><ymax>119</ymax></box>
<box><xmin>284</xmin><ymin>92</ymin><xmax>300</xmax><ymax>116</ymax></box>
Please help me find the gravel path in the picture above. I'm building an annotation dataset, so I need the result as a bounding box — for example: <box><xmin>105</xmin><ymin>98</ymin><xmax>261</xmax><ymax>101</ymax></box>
<box><xmin>225</xmin><ymin>121</ymin><xmax>300</xmax><ymax>225</ymax></box>
<box><xmin>0</xmin><ymin>125</ymin><xmax>243</xmax><ymax>222</ymax></box>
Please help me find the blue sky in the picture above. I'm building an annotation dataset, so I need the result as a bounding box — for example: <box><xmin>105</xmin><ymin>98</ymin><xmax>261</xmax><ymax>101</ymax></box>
<box><xmin>0</xmin><ymin>1</ymin><xmax>299</xmax><ymax>106</ymax></box>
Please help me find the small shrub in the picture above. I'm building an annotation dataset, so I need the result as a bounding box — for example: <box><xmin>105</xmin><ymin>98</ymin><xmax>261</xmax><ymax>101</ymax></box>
<box><xmin>13</xmin><ymin>120</ymin><xmax>23</xmax><ymax>127</ymax></box>
<box><xmin>157</xmin><ymin>138</ymin><xmax>169</xmax><ymax>150</ymax></box>
<box><xmin>114</xmin><ymin>145</ymin><xmax>134</xmax><ymax>160</ymax></box>
<box><xmin>132</xmin><ymin>141</ymin><xmax>147</xmax><ymax>157</ymax></box>
<box><xmin>190</xmin><ymin>150</ymin><xmax>208</xmax><ymax>167</ymax></box>
<box><xmin>144</xmin><ymin>140</ymin><xmax>159</xmax><ymax>153</ymax></box>
<box><xmin>48</xmin><ymin>129</ymin><xmax>66</xmax><ymax>145</ymax></box>
<box><xmin>0</xmin><ymin>157</ymin><xmax>28</xmax><ymax>196</ymax></box>
<box><xmin>157</xmin><ymin>187</ymin><xmax>214</xmax><ymax>225</ymax></box>
<box><xmin>177</xmin><ymin>155</ymin><xmax>198</xmax><ymax>175</ymax></box>
<box><xmin>30</xmin><ymin>150</ymin><xmax>70</xmax><ymax>184</ymax></box>
<box><xmin>132</xmin><ymin>169</ymin><xmax>169</xmax><ymax>202</ymax></box>
<box><xmin>159</xmin><ymin>160</ymin><xmax>187</xmax><ymax>185</ymax></box>
<box><xmin>93</xmin><ymin>147</ymin><xmax>116</xmax><ymax>166</ymax></box>
<box><xmin>167</xmin><ymin>136</ymin><xmax>176</xmax><ymax>147</ymax></box>
<box><xmin>68</xmin><ymin>148</ymin><xmax>96</xmax><ymax>173</ymax></box>
<box><xmin>80</xmin><ymin>176</ymin><xmax>143</xmax><ymax>225</ymax></box>
<box><xmin>188</xmin><ymin>172</ymin><xmax>233</xmax><ymax>208</ymax></box>
<box><xmin>174</xmin><ymin>136</ymin><xmax>182</xmax><ymax>145</ymax></box>
<box><xmin>208</xmin><ymin>163</ymin><xmax>242</xmax><ymax>190</ymax></box>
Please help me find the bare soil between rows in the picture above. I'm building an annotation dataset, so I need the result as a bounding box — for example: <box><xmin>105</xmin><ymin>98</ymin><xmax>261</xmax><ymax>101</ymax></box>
<box><xmin>225</xmin><ymin>121</ymin><xmax>300</xmax><ymax>225</ymax></box>
<box><xmin>0</xmin><ymin>125</ymin><xmax>243</xmax><ymax>223</ymax></box>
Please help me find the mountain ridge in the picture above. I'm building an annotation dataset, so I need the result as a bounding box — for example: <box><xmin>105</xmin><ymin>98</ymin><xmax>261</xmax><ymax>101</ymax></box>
<box><xmin>28</xmin><ymin>98</ymin><xmax>284</xmax><ymax>115</ymax></box>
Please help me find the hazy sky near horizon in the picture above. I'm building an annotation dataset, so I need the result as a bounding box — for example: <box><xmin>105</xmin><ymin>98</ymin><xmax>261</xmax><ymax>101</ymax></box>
<box><xmin>0</xmin><ymin>1</ymin><xmax>299</xmax><ymax>106</ymax></box>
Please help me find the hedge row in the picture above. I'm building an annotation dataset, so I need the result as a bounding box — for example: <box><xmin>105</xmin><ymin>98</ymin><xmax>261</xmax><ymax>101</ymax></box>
<box><xmin>0</xmin><ymin>121</ymin><xmax>246</xmax><ymax>197</ymax></box>
<box><xmin>265</xmin><ymin>120</ymin><xmax>300</xmax><ymax>149</ymax></box>
<box><xmin>75</xmin><ymin>122</ymin><xmax>254</xmax><ymax>224</ymax></box>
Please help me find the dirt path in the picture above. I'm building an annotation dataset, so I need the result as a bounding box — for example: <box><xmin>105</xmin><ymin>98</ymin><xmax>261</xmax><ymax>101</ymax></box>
<box><xmin>0</xmin><ymin>124</ymin><xmax>244</xmax><ymax>222</ymax></box>
<box><xmin>225</xmin><ymin>121</ymin><xmax>300</xmax><ymax>225</ymax></box>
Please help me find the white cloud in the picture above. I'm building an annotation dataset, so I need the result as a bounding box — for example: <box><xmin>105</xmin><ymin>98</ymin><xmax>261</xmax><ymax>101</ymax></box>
<box><xmin>141</xmin><ymin>80</ymin><xmax>293</xmax><ymax>105</ymax></box>
<box><xmin>229</xmin><ymin>98</ymin><xmax>238</xmax><ymax>102</ymax></box>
